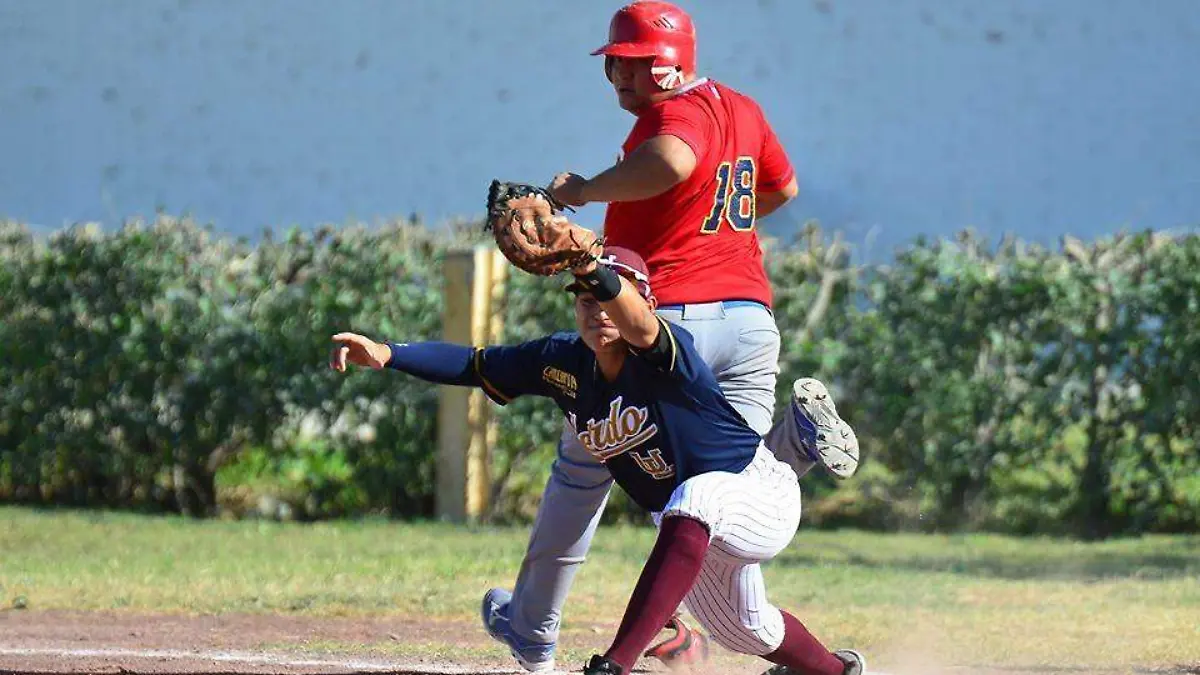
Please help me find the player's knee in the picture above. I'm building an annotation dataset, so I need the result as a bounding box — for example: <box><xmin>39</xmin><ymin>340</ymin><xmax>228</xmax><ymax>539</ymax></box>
<box><xmin>696</xmin><ymin>610</ymin><xmax>784</xmax><ymax>657</ymax></box>
<box><xmin>708</xmin><ymin>630</ymin><xmax>777</xmax><ymax>657</ymax></box>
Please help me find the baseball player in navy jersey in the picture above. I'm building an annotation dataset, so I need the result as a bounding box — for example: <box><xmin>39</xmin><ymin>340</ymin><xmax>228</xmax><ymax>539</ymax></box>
<box><xmin>330</xmin><ymin>247</ymin><xmax>866</xmax><ymax>675</ymax></box>
<box><xmin>481</xmin><ymin>2</ymin><xmax>860</xmax><ymax>671</ymax></box>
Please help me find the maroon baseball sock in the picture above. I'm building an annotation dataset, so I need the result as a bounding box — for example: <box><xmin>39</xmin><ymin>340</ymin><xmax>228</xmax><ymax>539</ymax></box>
<box><xmin>763</xmin><ymin>610</ymin><xmax>845</xmax><ymax>675</ymax></box>
<box><xmin>602</xmin><ymin>515</ymin><xmax>710</xmax><ymax>672</ymax></box>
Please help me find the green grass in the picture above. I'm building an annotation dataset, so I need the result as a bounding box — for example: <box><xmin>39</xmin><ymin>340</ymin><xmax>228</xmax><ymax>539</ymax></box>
<box><xmin>1</xmin><ymin>506</ymin><xmax>1198</xmax><ymax>671</ymax></box>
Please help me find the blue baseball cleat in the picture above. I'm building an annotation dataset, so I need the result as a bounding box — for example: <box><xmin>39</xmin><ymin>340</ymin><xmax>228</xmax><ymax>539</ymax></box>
<box><xmin>481</xmin><ymin>588</ymin><xmax>557</xmax><ymax>673</ymax></box>
<box><xmin>791</xmin><ymin>378</ymin><xmax>860</xmax><ymax>479</ymax></box>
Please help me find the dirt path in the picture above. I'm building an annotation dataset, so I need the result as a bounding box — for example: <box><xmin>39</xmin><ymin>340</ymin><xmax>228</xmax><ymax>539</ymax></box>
<box><xmin>1</xmin><ymin>610</ymin><xmax>1195</xmax><ymax>675</ymax></box>
<box><xmin>0</xmin><ymin>610</ymin><xmax>527</xmax><ymax>674</ymax></box>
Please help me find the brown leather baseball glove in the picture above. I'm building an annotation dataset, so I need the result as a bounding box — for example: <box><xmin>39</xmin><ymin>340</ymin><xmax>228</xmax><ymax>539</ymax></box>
<box><xmin>485</xmin><ymin>180</ymin><xmax>604</xmax><ymax>276</ymax></box>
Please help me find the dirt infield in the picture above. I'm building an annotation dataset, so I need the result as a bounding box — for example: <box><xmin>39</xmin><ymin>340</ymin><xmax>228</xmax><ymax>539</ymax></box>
<box><xmin>0</xmin><ymin>611</ymin><xmax>528</xmax><ymax>675</ymax></box>
<box><xmin>2</xmin><ymin>610</ymin><xmax>1196</xmax><ymax>675</ymax></box>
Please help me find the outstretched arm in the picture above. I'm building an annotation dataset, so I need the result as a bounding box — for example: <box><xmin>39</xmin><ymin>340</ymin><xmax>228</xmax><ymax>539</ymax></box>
<box><xmin>330</xmin><ymin>333</ymin><xmax>476</xmax><ymax>384</ymax></box>
<box><xmin>330</xmin><ymin>332</ymin><xmax>554</xmax><ymax>405</ymax></box>
<box><xmin>569</xmin><ymin>261</ymin><xmax>660</xmax><ymax>349</ymax></box>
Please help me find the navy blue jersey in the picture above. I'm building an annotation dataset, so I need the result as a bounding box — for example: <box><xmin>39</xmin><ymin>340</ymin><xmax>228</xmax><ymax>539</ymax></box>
<box><xmin>469</xmin><ymin>317</ymin><xmax>762</xmax><ymax>512</ymax></box>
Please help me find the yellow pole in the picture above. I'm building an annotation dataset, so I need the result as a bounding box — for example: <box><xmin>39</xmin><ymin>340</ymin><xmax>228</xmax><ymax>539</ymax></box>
<box><xmin>438</xmin><ymin>246</ymin><xmax>507</xmax><ymax>522</ymax></box>
<box><xmin>437</xmin><ymin>249</ymin><xmax>473</xmax><ymax>522</ymax></box>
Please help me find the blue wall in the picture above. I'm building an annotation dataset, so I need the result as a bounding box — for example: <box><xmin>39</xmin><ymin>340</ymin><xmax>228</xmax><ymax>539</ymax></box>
<box><xmin>2</xmin><ymin>0</ymin><xmax>1198</xmax><ymax>257</ymax></box>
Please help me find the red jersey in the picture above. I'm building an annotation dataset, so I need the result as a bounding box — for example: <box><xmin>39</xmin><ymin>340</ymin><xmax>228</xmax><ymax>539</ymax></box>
<box><xmin>602</xmin><ymin>79</ymin><xmax>794</xmax><ymax>308</ymax></box>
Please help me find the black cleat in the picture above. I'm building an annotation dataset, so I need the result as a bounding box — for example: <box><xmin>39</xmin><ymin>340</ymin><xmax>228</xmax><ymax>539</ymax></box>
<box><xmin>583</xmin><ymin>654</ymin><xmax>624</xmax><ymax>675</ymax></box>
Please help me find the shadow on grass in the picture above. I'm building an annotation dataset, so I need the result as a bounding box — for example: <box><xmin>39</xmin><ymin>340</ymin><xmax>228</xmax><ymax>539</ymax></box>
<box><xmin>773</xmin><ymin>539</ymin><xmax>1200</xmax><ymax>581</ymax></box>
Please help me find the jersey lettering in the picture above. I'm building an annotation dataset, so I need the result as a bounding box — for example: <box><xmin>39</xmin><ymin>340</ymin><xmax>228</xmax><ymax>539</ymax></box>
<box><xmin>576</xmin><ymin>396</ymin><xmax>659</xmax><ymax>461</ymax></box>
<box><xmin>699</xmin><ymin>156</ymin><xmax>757</xmax><ymax>234</ymax></box>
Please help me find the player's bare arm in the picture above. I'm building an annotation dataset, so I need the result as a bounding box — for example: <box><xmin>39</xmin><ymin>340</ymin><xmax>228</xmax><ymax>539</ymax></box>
<box><xmin>756</xmin><ymin>175</ymin><xmax>800</xmax><ymax>218</ymax></box>
<box><xmin>550</xmin><ymin>135</ymin><xmax>696</xmax><ymax>206</ymax></box>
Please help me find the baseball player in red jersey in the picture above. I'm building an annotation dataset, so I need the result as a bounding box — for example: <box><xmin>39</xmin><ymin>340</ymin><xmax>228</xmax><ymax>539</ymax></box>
<box><xmin>482</xmin><ymin>3</ymin><xmax>861</xmax><ymax>673</ymax></box>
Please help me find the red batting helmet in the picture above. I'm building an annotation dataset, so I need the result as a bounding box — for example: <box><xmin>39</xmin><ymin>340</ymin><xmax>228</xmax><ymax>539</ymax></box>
<box><xmin>591</xmin><ymin>1</ymin><xmax>696</xmax><ymax>91</ymax></box>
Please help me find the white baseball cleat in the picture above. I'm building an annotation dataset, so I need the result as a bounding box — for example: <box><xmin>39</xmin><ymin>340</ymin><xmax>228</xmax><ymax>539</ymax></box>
<box><xmin>790</xmin><ymin>377</ymin><xmax>860</xmax><ymax>479</ymax></box>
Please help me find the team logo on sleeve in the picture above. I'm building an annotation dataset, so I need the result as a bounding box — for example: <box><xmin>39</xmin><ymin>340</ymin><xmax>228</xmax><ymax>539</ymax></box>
<box><xmin>577</xmin><ymin>396</ymin><xmax>659</xmax><ymax>461</ymax></box>
<box><xmin>542</xmin><ymin>366</ymin><xmax>578</xmax><ymax>398</ymax></box>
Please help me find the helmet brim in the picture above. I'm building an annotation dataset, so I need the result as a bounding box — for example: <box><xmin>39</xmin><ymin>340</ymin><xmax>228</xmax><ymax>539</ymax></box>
<box><xmin>590</xmin><ymin>42</ymin><xmax>661</xmax><ymax>58</ymax></box>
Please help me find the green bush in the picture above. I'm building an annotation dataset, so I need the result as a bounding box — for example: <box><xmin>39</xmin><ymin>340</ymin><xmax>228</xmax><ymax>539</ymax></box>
<box><xmin>1</xmin><ymin>216</ymin><xmax>1197</xmax><ymax>537</ymax></box>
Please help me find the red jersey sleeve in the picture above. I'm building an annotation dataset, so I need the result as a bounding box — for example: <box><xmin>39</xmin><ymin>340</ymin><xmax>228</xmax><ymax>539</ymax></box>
<box><xmin>629</xmin><ymin>99</ymin><xmax>713</xmax><ymax>161</ymax></box>
<box><xmin>757</xmin><ymin>115</ymin><xmax>795</xmax><ymax>193</ymax></box>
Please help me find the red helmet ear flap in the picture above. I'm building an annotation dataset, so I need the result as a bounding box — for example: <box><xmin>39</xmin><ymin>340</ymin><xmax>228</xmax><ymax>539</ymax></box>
<box><xmin>652</xmin><ymin>65</ymin><xmax>685</xmax><ymax>90</ymax></box>
<box><xmin>603</xmin><ymin>56</ymin><xmax>685</xmax><ymax>91</ymax></box>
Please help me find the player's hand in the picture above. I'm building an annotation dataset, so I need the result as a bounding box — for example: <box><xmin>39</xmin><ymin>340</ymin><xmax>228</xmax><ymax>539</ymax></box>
<box><xmin>548</xmin><ymin>172</ymin><xmax>589</xmax><ymax>207</ymax></box>
<box><xmin>330</xmin><ymin>332</ymin><xmax>392</xmax><ymax>371</ymax></box>
<box><xmin>570</xmin><ymin>251</ymin><xmax>599</xmax><ymax>277</ymax></box>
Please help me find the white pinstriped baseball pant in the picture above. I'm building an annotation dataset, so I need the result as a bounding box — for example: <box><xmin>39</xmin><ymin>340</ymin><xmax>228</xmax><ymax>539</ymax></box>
<box><xmin>653</xmin><ymin>443</ymin><xmax>803</xmax><ymax>656</ymax></box>
<box><xmin>504</xmin><ymin>304</ymin><xmax>783</xmax><ymax>647</ymax></box>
